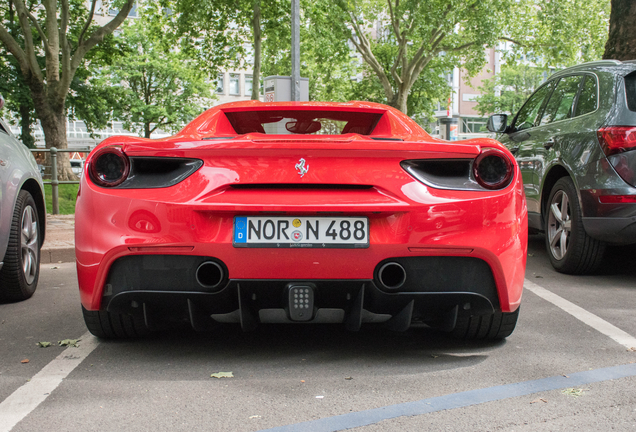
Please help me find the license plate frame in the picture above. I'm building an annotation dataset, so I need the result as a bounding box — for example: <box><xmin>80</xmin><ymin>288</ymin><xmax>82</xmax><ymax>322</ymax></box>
<box><xmin>233</xmin><ymin>216</ymin><xmax>369</xmax><ymax>249</ymax></box>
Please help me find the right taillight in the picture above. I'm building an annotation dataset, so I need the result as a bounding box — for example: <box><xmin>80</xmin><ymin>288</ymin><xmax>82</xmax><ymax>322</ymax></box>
<box><xmin>472</xmin><ymin>148</ymin><xmax>513</xmax><ymax>190</ymax></box>
<box><xmin>88</xmin><ymin>146</ymin><xmax>130</xmax><ymax>187</ymax></box>
<box><xmin>597</xmin><ymin>126</ymin><xmax>636</xmax><ymax>156</ymax></box>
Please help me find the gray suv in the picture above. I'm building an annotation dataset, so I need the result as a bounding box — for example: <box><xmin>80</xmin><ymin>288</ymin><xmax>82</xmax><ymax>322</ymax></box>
<box><xmin>488</xmin><ymin>60</ymin><xmax>636</xmax><ymax>274</ymax></box>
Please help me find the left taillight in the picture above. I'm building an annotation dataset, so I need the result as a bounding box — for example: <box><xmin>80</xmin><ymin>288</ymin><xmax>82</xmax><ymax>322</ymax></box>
<box><xmin>472</xmin><ymin>148</ymin><xmax>513</xmax><ymax>190</ymax></box>
<box><xmin>88</xmin><ymin>146</ymin><xmax>130</xmax><ymax>187</ymax></box>
<box><xmin>597</xmin><ymin>126</ymin><xmax>636</xmax><ymax>156</ymax></box>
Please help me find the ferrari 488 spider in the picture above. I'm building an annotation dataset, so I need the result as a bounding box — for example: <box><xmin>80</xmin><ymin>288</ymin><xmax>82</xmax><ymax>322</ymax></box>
<box><xmin>75</xmin><ymin>101</ymin><xmax>527</xmax><ymax>339</ymax></box>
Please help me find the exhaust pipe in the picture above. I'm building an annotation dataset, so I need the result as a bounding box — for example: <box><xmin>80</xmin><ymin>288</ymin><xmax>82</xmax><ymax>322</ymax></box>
<box><xmin>196</xmin><ymin>261</ymin><xmax>224</xmax><ymax>289</ymax></box>
<box><xmin>378</xmin><ymin>262</ymin><xmax>406</xmax><ymax>290</ymax></box>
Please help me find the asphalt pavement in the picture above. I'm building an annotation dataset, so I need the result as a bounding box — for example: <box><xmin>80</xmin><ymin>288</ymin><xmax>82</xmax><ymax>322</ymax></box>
<box><xmin>1</xmin><ymin>234</ymin><xmax>635</xmax><ymax>431</ymax></box>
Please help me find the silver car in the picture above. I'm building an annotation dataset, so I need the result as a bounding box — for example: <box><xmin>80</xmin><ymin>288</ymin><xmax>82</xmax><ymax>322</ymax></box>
<box><xmin>0</xmin><ymin>94</ymin><xmax>46</xmax><ymax>301</ymax></box>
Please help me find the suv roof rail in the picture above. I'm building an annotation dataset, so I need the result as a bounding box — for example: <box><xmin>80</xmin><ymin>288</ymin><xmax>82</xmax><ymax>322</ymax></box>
<box><xmin>557</xmin><ymin>60</ymin><xmax>623</xmax><ymax>73</ymax></box>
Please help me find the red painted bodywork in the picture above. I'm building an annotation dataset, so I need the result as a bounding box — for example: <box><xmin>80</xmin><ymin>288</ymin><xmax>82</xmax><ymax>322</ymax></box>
<box><xmin>75</xmin><ymin>101</ymin><xmax>527</xmax><ymax>312</ymax></box>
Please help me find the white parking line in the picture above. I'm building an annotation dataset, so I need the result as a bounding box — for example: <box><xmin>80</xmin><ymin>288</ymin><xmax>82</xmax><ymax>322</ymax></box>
<box><xmin>0</xmin><ymin>333</ymin><xmax>99</xmax><ymax>432</ymax></box>
<box><xmin>525</xmin><ymin>279</ymin><xmax>636</xmax><ymax>350</ymax></box>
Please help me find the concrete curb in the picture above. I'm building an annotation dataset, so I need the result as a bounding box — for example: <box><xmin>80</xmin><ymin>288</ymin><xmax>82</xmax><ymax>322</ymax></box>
<box><xmin>41</xmin><ymin>247</ymin><xmax>75</xmax><ymax>264</ymax></box>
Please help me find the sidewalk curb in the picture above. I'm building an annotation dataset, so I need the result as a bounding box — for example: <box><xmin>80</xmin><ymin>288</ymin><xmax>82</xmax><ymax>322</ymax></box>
<box><xmin>41</xmin><ymin>247</ymin><xmax>75</xmax><ymax>264</ymax></box>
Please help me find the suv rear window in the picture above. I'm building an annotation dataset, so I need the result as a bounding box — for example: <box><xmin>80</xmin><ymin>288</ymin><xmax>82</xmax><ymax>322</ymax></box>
<box><xmin>625</xmin><ymin>72</ymin><xmax>636</xmax><ymax>112</ymax></box>
<box><xmin>224</xmin><ymin>110</ymin><xmax>383</xmax><ymax>135</ymax></box>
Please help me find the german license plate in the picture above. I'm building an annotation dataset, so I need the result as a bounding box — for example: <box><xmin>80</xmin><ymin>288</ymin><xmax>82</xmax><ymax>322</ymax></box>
<box><xmin>233</xmin><ymin>216</ymin><xmax>369</xmax><ymax>248</ymax></box>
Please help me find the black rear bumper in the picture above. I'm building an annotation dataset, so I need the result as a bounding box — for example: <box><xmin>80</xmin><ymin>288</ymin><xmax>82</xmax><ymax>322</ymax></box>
<box><xmin>99</xmin><ymin>255</ymin><xmax>502</xmax><ymax>332</ymax></box>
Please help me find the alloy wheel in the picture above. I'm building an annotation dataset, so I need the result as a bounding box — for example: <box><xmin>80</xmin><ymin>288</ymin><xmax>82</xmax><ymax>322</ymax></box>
<box><xmin>21</xmin><ymin>205</ymin><xmax>38</xmax><ymax>285</ymax></box>
<box><xmin>547</xmin><ymin>189</ymin><xmax>571</xmax><ymax>260</ymax></box>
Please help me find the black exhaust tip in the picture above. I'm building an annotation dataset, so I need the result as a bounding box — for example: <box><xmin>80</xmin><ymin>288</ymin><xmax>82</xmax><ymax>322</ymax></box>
<box><xmin>378</xmin><ymin>262</ymin><xmax>406</xmax><ymax>290</ymax></box>
<box><xmin>196</xmin><ymin>261</ymin><xmax>224</xmax><ymax>289</ymax></box>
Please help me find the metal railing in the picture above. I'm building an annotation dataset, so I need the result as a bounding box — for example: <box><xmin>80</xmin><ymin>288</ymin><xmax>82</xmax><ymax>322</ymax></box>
<box><xmin>30</xmin><ymin>147</ymin><xmax>89</xmax><ymax>214</ymax></box>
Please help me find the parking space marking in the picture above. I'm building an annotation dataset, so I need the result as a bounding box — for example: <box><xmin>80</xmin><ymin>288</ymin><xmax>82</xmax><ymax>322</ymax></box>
<box><xmin>524</xmin><ymin>279</ymin><xmax>636</xmax><ymax>350</ymax></box>
<box><xmin>257</xmin><ymin>363</ymin><xmax>636</xmax><ymax>432</ymax></box>
<box><xmin>0</xmin><ymin>333</ymin><xmax>98</xmax><ymax>432</ymax></box>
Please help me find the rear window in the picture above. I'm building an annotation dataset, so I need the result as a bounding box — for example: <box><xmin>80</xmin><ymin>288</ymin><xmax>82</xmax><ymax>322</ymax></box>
<box><xmin>224</xmin><ymin>110</ymin><xmax>383</xmax><ymax>135</ymax></box>
<box><xmin>625</xmin><ymin>72</ymin><xmax>636</xmax><ymax>112</ymax></box>
<box><xmin>574</xmin><ymin>75</ymin><xmax>597</xmax><ymax>117</ymax></box>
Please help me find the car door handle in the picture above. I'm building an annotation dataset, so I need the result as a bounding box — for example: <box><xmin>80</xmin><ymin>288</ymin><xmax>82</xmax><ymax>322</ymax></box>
<box><xmin>544</xmin><ymin>138</ymin><xmax>555</xmax><ymax>149</ymax></box>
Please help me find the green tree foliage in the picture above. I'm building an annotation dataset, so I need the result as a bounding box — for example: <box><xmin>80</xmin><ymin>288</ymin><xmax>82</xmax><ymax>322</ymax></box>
<box><xmin>174</xmin><ymin>0</ymin><xmax>289</xmax><ymax>101</ymax></box>
<box><xmin>506</xmin><ymin>0</ymin><xmax>610</xmax><ymax>68</ymax></box>
<box><xmin>0</xmin><ymin>1</ymin><xmax>127</xmax><ymax>147</ymax></box>
<box><xmin>333</xmin><ymin>0</ymin><xmax>514</xmax><ymax>114</ymax></box>
<box><xmin>260</xmin><ymin>0</ymin><xmax>357</xmax><ymax>102</ymax></box>
<box><xmin>474</xmin><ymin>64</ymin><xmax>548</xmax><ymax>116</ymax></box>
<box><xmin>98</xmin><ymin>3</ymin><xmax>214</xmax><ymax>138</ymax></box>
<box><xmin>0</xmin><ymin>0</ymin><xmax>134</xmax><ymax>179</ymax></box>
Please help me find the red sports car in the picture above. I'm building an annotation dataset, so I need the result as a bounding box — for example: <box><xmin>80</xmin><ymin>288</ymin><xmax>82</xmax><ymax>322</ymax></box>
<box><xmin>75</xmin><ymin>101</ymin><xmax>527</xmax><ymax>339</ymax></box>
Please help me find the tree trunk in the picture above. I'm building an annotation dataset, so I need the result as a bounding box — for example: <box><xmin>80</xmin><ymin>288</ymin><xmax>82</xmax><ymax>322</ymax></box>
<box><xmin>603</xmin><ymin>0</ymin><xmax>636</xmax><ymax>60</ymax></box>
<box><xmin>144</xmin><ymin>122</ymin><xmax>151</xmax><ymax>138</ymax></box>
<box><xmin>18</xmin><ymin>104</ymin><xmax>35</xmax><ymax>148</ymax></box>
<box><xmin>29</xmin><ymin>80</ymin><xmax>76</xmax><ymax>181</ymax></box>
<box><xmin>387</xmin><ymin>84</ymin><xmax>410</xmax><ymax>115</ymax></box>
<box><xmin>251</xmin><ymin>0</ymin><xmax>261</xmax><ymax>101</ymax></box>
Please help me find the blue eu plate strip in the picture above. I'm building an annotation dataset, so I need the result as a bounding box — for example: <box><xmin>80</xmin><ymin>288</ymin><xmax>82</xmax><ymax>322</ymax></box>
<box><xmin>234</xmin><ymin>217</ymin><xmax>247</xmax><ymax>244</ymax></box>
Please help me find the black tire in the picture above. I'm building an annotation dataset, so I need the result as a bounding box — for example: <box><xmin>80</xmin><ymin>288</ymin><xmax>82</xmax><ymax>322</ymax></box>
<box><xmin>450</xmin><ymin>309</ymin><xmax>520</xmax><ymax>340</ymax></box>
<box><xmin>0</xmin><ymin>190</ymin><xmax>40</xmax><ymax>302</ymax></box>
<box><xmin>544</xmin><ymin>177</ymin><xmax>605</xmax><ymax>274</ymax></box>
<box><xmin>82</xmin><ymin>306</ymin><xmax>151</xmax><ymax>339</ymax></box>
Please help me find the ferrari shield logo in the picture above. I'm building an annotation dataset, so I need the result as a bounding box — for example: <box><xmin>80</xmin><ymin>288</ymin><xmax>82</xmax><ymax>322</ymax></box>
<box><xmin>295</xmin><ymin>158</ymin><xmax>309</xmax><ymax>177</ymax></box>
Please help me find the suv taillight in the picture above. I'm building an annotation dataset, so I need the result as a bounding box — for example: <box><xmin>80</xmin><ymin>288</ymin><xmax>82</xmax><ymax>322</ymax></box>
<box><xmin>88</xmin><ymin>146</ymin><xmax>130</xmax><ymax>187</ymax></box>
<box><xmin>597</xmin><ymin>126</ymin><xmax>636</xmax><ymax>156</ymax></box>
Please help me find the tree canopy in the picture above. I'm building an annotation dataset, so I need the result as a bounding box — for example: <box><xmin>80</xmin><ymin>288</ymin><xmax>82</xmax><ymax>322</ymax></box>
<box><xmin>99</xmin><ymin>3</ymin><xmax>214</xmax><ymax>138</ymax></box>
<box><xmin>474</xmin><ymin>64</ymin><xmax>547</xmax><ymax>116</ymax></box>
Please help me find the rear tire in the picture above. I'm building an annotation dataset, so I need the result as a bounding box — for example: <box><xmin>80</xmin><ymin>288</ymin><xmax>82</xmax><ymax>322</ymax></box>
<box><xmin>82</xmin><ymin>306</ymin><xmax>151</xmax><ymax>339</ymax></box>
<box><xmin>0</xmin><ymin>190</ymin><xmax>40</xmax><ymax>302</ymax></box>
<box><xmin>450</xmin><ymin>309</ymin><xmax>520</xmax><ymax>340</ymax></box>
<box><xmin>545</xmin><ymin>177</ymin><xmax>605</xmax><ymax>274</ymax></box>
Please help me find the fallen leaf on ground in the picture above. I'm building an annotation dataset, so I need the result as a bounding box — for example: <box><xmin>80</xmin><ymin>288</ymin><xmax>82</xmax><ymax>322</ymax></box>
<box><xmin>300</xmin><ymin>380</ymin><xmax>305</xmax><ymax>383</ymax></box>
<box><xmin>50</xmin><ymin>266</ymin><xmax>59</xmax><ymax>269</ymax></box>
<box><xmin>21</xmin><ymin>359</ymin><xmax>29</xmax><ymax>364</ymax></box>
<box><xmin>210</xmin><ymin>372</ymin><xmax>234</xmax><ymax>379</ymax></box>
<box><xmin>562</xmin><ymin>388</ymin><xmax>585</xmax><ymax>397</ymax></box>
<box><xmin>528</xmin><ymin>253</ymin><xmax>534</xmax><ymax>257</ymax></box>
<box><xmin>628</xmin><ymin>347</ymin><xmax>636</xmax><ymax>352</ymax></box>
<box><xmin>530</xmin><ymin>398</ymin><xmax>547</xmax><ymax>404</ymax></box>
<box><xmin>345</xmin><ymin>376</ymin><xmax>353</xmax><ymax>380</ymax></box>
<box><xmin>535</xmin><ymin>275</ymin><xmax>543</xmax><ymax>278</ymax></box>
<box><xmin>316</xmin><ymin>396</ymin><xmax>324</xmax><ymax>399</ymax></box>
<box><xmin>249</xmin><ymin>415</ymin><xmax>261</xmax><ymax>419</ymax></box>
<box><xmin>37</xmin><ymin>342</ymin><xmax>51</xmax><ymax>348</ymax></box>
<box><xmin>58</xmin><ymin>339</ymin><xmax>80</xmax><ymax>347</ymax></box>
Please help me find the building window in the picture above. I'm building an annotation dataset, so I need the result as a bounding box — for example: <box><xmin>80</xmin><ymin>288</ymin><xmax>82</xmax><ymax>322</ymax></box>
<box><xmin>229</xmin><ymin>74</ymin><xmax>240</xmax><ymax>95</ymax></box>
<box><xmin>216</xmin><ymin>74</ymin><xmax>225</xmax><ymax>94</ymax></box>
<box><xmin>245</xmin><ymin>75</ymin><xmax>253</xmax><ymax>96</ymax></box>
<box><xmin>461</xmin><ymin>117</ymin><xmax>487</xmax><ymax>134</ymax></box>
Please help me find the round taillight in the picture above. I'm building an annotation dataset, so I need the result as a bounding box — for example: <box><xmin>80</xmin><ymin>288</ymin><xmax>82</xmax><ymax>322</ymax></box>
<box><xmin>89</xmin><ymin>146</ymin><xmax>130</xmax><ymax>187</ymax></box>
<box><xmin>473</xmin><ymin>148</ymin><xmax>513</xmax><ymax>190</ymax></box>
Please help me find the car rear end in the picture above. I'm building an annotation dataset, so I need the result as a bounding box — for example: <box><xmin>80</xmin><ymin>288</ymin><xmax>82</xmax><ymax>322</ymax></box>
<box><xmin>579</xmin><ymin>63</ymin><xmax>636</xmax><ymax>243</ymax></box>
<box><xmin>75</xmin><ymin>103</ymin><xmax>527</xmax><ymax>337</ymax></box>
